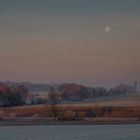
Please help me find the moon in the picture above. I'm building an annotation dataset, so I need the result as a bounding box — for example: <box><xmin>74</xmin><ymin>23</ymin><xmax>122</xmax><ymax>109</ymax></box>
<box><xmin>104</xmin><ymin>26</ymin><xmax>111</xmax><ymax>33</ymax></box>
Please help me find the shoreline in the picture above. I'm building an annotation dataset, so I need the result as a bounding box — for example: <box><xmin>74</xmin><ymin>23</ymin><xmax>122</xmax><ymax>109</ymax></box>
<box><xmin>0</xmin><ymin>117</ymin><xmax>140</xmax><ymax>126</ymax></box>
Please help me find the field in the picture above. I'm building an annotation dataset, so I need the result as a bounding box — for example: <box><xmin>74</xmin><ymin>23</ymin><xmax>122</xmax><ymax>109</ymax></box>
<box><xmin>1</xmin><ymin>92</ymin><xmax>140</xmax><ymax>118</ymax></box>
<box><xmin>60</xmin><ymin>92</ymin><xmax>140</xmax><ymax>107</ymax></box>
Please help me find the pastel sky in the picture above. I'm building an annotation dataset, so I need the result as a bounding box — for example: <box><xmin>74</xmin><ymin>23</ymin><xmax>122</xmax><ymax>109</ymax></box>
<box><xmin>0</xmin><ymin>0</ymin><xmax>140</xmax><ymax>87</ymax></box>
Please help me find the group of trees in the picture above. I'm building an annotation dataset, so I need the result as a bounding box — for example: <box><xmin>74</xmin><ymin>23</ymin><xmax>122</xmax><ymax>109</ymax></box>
<box><xmin>57</xmin><ymin>83</ymin><xmax>126</xmax><ymax>100</ymax></box>
<box><xmin>58</xmin><ymin>83</ymin><xmax>91</xmax><ymax>100</ymax></box>
<box><xmin>0</xmin><ymin>83</ymin><xmax>28</xmax><ymax>107</ymax></box>
<box><xmin>91</xmin><ymin>85</ymin><xmax>126</xmax><ymax>97</ymax></box>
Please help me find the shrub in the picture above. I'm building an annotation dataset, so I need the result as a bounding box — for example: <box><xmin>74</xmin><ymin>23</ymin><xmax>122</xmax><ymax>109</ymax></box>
<box><xmin>77</xmin><ymin>111</ymin><xmax>86</xmax><ymax>120</ymax></box>
<box><xmin>58</xmin><ymin>110</ymin><xmax>76</xmax><ymax>120</ymax></box>
<box><xmin>10</xmin><ymin>112</ymin><xmax>16</xmax><ymax>121</ymax></box>
<box><xmin>32</xmin><ymin>113</ymin><xmax>39</xmax><ymax>122</ymax></box>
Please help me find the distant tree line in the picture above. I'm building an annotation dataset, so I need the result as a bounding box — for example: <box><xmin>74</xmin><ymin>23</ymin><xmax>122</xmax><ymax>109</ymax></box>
<box><xmin>57</xmin><ymin>83</ymin><xmax>126</xmax><ymax>100</ymax></box>
<box><xmin>91</xmin><ymin>85</ymin><xmax>126</xmax><ymax>97</ymax></box>
<box><xmin>0</xmin><ymin>83</ymin><xmax>28</xmax><ymax>107</ymax></box>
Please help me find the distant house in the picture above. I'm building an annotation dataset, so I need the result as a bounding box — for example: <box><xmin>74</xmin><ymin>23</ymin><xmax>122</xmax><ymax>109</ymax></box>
<box><xmin>26</xmin><ymin>94</ymin><xmax>39</xmax><ymax>105</ymax></box>
<box><xmin>26</xmin><ymin>93</ymin><xmax>47</xmax><ymax>105</ymax></box>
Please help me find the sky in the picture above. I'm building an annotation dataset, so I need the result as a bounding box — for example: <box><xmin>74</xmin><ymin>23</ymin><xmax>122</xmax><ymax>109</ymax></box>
<box><xmin>0</xmin><ymin>0</ymin><xmax>140</xmax><ymax>87</ymax></box>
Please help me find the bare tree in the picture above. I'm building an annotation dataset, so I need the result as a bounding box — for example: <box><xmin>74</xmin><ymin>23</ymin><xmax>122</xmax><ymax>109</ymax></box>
<box><xmin>0</xmin><ymin>110</ymin><xmax>5</xmax><ymax>120</ymax></box>
<box><xmin>48</xmin><ymin>92</ymin><xmax>59</xmax><ymax>120</ymax></box>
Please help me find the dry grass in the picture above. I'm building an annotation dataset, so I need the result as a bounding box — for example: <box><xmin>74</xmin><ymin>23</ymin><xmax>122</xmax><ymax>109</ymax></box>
<box><xmin>1</xmin><ymin>104</ymin><xmax>140</xmax><ymax>118</ymax></box>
